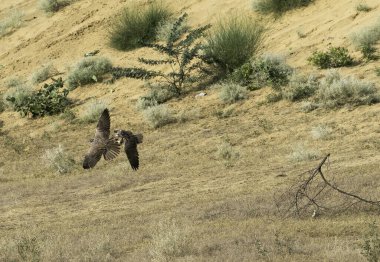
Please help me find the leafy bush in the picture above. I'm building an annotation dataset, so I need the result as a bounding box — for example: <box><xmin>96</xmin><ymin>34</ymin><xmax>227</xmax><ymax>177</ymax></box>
<box><xmin>80</xmin><ymin>100</ymin><xmax>108</xmax><ymax>124</ymax></box>
<box><xmin>351</xmin><ymin>21</ymin><xmax>380</xmax><ymax>60</ymax></box>
<box><xmin>282</xmin><ymin>73</ymin><xmax>319</xmax><ymax>101</ymax></box>
<box><xmin>112</xmin><ymin>13</ymin><xmax>211</xmax><ymax>96</ymax></box>
<box><xmin>316</xmin><ymin>70</ymin><xmax>379</xmax><ymax>108</ymax></box>
<box><xmin>5</xmin><ymin>78</ymin><xmax>70</xmax><ymax>117</ymax></box>
<box><xmin>252</xmin><ymin>0</ymin><xmax>313</xmax><ymax>16</ymax></box>
<box><xmin>205</xmin><ymin>16</ymin><xmax>265</xmax><ymax>73</ymax></box>
<box><xmin>218</xmin><ymin>83</ymin><xmax>248</xmax><ymax>103</ymax></box>
<box><xmin>39</xmin><ymin>0</ymin><xmax>71</xmax><ymax>13</ymax></box>
<box><xmin>0</xmin><ymin>10</ymin><xmax>23</xmax><ymax>37</ymax></box>
<box><xmin>230</xmin><ymin>54</ymin><xmax>293</xmax><ymax>91</ymax></box>
<box><xmin>67</xmin><ymin>57</ymin><xmax>112</xmax><ymax>89</ymax></box>
<box><xmin>109</xmin><ymin>2</ymin><xmax>171</xmax><ymax>51</ymax></box>
<box><xmin>308</xmin><ymin>47</ymin><xmax>354</xmax><ymax>69</ymax></box>
<box><xmin>31</xmin><ymin>63</ymin><xmax>58</xmax><ymax>84</ymax></box>
<box><xmin>42</xmin><ymin>144</ymin><xmax>75</xmax><ymax>174</ymax></box>
<box><xmin>143</xmin><ymin>104</ymin><xmax>174</xmax><ymax>128</ymax></box>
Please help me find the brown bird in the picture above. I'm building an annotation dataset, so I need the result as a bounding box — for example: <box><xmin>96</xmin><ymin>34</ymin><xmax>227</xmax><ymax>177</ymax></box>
<box><xmin>114</xmin><ymin>129</ymin><xmax>143</xmax><ymax>170</ymax></box>
<box><xmin>83</xmin><ymin>108</ymin><xmax>120</xmax><ymax>169</ymax></box>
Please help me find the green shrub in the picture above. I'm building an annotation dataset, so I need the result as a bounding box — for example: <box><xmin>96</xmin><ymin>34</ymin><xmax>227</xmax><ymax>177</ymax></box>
<box><xmin>205</xmin><ymin>16</ymin><xmax>265</xmax><ymax>73</ymax></box>
<box><xmin>252</xmin><ymin>0</ymin><xmax>313</xmax><ymax>16</ymax></box>
<box><xmin>111</xmin><ymin>13</ymin><xmax>211</xmax><ymax>96</ymax></box>
<box><xmin>351</xmin><ymin>22</ymin><xmax>380</xmax><ymax>60</ymax></box>
<box><xmin>356</xmin><ymin>3</ymin><xmax>372</xmax><ymax>12</ymax></box>
<box><xmin>67</xmin><ymin>57</ymin><xmax>112</xmax><ymax>89</ymax></box>
<box><xmin>219</xmin><ymin>83</ymin><xmax>248</xmax><ymax>103</ymax></box>
<box><xmin>109</xmin><ymin>2</ymin><xmax>171</xmax><ymax>51</ymax></box>
<box><xmin>80</xmin><ymin>100</ymin><xmax>108</xmax><ymax>124</ymax></box>
<box><xmin>231</xmin><ymin>54</ymin><xmax>293</xmax><ymax>91</ymax></box>
<box><xmin>42</xmin><ymin>144</ymin><xmax>75</xmax><ymax>174</ymax></box>
<box><xmin>39</xmin><ymin>0</ymin><xmax>71</xmax><ymax>13</ymax></box>
<box><xmin>143</xmin><ymin>104</ymin><xmax>174</xmax><ymax>128</ymax></box>
<box><xmin>0</xmin><ymin>10</ymin><xmax>23</xmax><ymax>37</ymax></box>
<box><xmin>316</xmin><ymin>70</ymin><xmax>380</xmax><ymax>108</ymax></box>
<box><xmin>283</xmin><ymin>73</ymin><xmax>319</xmax><ymax>101</ymax></box>
<box><xmin>31</xmin><ymin>63</ymin><xmax>58</xmax><ymax>84</ymax></box>
<box><xmin>5</xmin><ymin>78</ymin><xmax>70</xmax><ymax>117</ymax></box>
<box><xmin>308</xmin><ymin>47</ymin><xmax>354</xmax><ymax>69</ymax></box>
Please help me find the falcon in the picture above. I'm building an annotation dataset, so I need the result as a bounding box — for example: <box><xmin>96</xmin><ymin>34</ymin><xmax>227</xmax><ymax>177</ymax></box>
<box><xmin>114</xmin><ymin>129</ymin><xmax>143</xmax><ymax>170</ymax></box>
<box><xmin>83</xmin><ymin>108</ymin><xmax>120</xmax><ymax>169</ymax></box>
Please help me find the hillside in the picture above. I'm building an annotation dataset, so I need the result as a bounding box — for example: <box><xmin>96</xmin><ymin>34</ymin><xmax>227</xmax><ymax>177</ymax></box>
<box><xmin>0</xmin><ymin>0</ymin><xmax>380</xmax><ymax>261</ymax></box>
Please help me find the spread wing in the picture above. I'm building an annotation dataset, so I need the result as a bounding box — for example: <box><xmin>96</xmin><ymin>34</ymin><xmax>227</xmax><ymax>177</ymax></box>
<box><xmin>124</xmin><ymin>135</ymin><xmax>140</xmax><ymax>170</ymax></box>
<box><xmin>94</xmin><ymin>108</ymin><xmax>111</xmax><ymax>142</ymax></box>
<box><xmin>103</xmin><ymin>138</ymin><xmax>120</xmax><ymax>160</ymax></box>
<box><xmin>83</xmin><ymin>144</ymin><xmax>104</xmax><ymax>169</ymax></box>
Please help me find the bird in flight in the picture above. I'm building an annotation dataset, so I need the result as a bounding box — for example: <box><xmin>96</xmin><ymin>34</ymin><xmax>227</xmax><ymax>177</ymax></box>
<box><xmin>114</xmin><ymin>129</ymin><xmax>143</xmax><ymax>170</ymax></box>
<box><xmin>83</xmin><ymin>108</ymin><xmax>120</xmax><ymax>169</ymax></box>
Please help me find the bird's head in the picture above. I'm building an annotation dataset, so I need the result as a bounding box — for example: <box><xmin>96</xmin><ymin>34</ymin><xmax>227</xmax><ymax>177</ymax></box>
<box><xmin>114</xmin><ymin>129</ymin><xmax>132</xmax><ymax>138</ymax></box>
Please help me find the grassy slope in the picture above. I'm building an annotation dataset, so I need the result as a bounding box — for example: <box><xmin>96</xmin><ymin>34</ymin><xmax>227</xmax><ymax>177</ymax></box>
<box><xmin>0</xmin><ymin>0</ymin><xmax>380</xmax><ymax>260</ymax></box>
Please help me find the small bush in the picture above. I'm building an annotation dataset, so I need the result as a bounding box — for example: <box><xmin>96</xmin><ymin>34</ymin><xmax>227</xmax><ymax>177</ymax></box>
<box><xmin>205</xmin><ymin>16</ymin><xmax>265</xmax><ymax>73</ymax></box>
<box><xmin>80</xmin><ymin>100</ymin><xmax>108</xmax><ymax>124</ymax></box>
<box><xmin>308</xmin><ymin>47</ymin><xmax>354</xmax><ymax>69</ymax></box>
<box><xmin>67</xmin><ymin>57</ymin><xmax>112</xmax><ymax>89</ymax></box>
<box><xmin>3</xmin><ymin>83</ymin><xmax>33</xmax><ymax>109</ymax></box>
<box><xmin>316</xmin><ymin>70</ymin><xmax>380</xmax><ymax>108</ymax></box>
<box><xmin>143</xmin><ymin>104</ymin><xmax>174</xmax><ymax>128</ymax></box>
<box><xmin>253</xmin><ymin>0</ymin><xmax>313</xmax><ymax>16</ymax></box>
<box><xmin>217</xmin><ymin>141</ymin><xmax>240</xmax><ymax>167</ymax></box>
<box><xmin>290</xmin><ymin>144</ymin><xmax>319</xmax><ymax>162</ymax></box>
<box><xmin>6</xmin><ymin>77</ymin><xmax>25</xmax><ymax>88</ymax></box>
<box><xmin>31</xmin><ymin>63</ymin><xmax>58</xmax><ymax>84</ymax></box>
<box><xmin>218</xmin><ymin>83</ymin><xmax>248</xmax><ymax>103</ymax></box>
<box><xmin>156</xmin><ymin>17</ymin><xmax>188</xmax><ymax>42</ymax></box>
<box><xmin>311</xmin><ymin>125</ymin><xmax>332</xmax><ymax>140</ymax></box>
<box><xmin>60</xmin><ymin>109</ymin><xmax>76</xmax><ymax>122</ymax></box>
<box><xmin>283</xmin><ymin>73</ymin><xmax>319</xmax><ymax>101</ymax></box>
<box><xmin>42</xmin><ymin>145</ymin><xmax>75</xmax><ymax>174</ymax></box>
<box><xmin>39</xmin><ymin>0</ymin><xmax>71</xmax><ymax>13</ymax></box>
<box><xmin>0</xmin><ymin>10</ymin><xmax>23</xmax><ymax>37</ymax></box>
<box><xmin>356</xmin><ymin>3</ymin><xmax>372</xmax><ymax>12</ymax></box>
<box><xmin>351</xmin><ymin>21</ymin><xmax>380</xmax><ymax>60</ymax></box>
<box><xmin>300</xmin><ymin>101</ymin><xmax>320</xmax><ymax>112</ymax></box>
<box><xmin>136</xmin><ymin>83</ymin><xmax>175</xmax><ymax>111</ymax></box>
<box><xmin>231</xmin><ymin>54</ymin><xmax>293</xmax><ymax>91</ymax></box>
<box><xmin>360</xmin><ymin>221</ymin><xmax>380</xmax><ymax>262</ymax></box>
<box><xmin>109</xmin><ymin>2</ymin><xmax>171</xmax><ymax>51</ymax></box>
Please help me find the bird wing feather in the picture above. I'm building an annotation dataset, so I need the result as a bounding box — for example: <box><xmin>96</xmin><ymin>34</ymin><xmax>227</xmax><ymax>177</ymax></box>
<box><xmin>124</xmin><ymin>135</ymin><xmax>140</xmax><ymax>170</ymax></box>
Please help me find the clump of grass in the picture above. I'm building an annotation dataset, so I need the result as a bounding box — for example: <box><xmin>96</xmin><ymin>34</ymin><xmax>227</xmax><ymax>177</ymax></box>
<box><xmin>6</xmin><ymin>77</ymin><xmax>25</xmax><ymax>88</ymax></box>
<box><xmin>252</xmin><ymin>0</ymin><xmax>314</xmax><ymax>16</ymax></box>
<box><xmin>316</xmin><ymin>70</ymin><xmax>380</xmax><ymax>108</ymax></box>
<box><xmin>231</xmin><ymin>54</ymin><xmax>293</xmax><ymax>91</ymax></box>
<box><xmin>218</xmin><ymin>83</ymin><xmax>248</xmax><ymax>104</ymax></box>
<box><xmin>360</xmin><ymin>221</ymin><xmax>380</xmax><ymax>262</ymax></box>
<box><xmin>308</xmin><ymin>47</ymin><xmax>354</xmax><ymax>69</ymax></box>
<box><xmin>2</xmin><ymin>83</ymin><xmax>33</xmax><ymax>110</ymax></box>
<box><xmin>205</xmin><ymin>16</ymin><xmax>265</xmax><ymax>73</ymax></box>
<box><xmin>136</xmin><ymin>83</ymin><xmax>175</xmax><ymax>111</ymax></box>
<box><xmin>42</xmin><ymin>145</ymin><xmax>75</xmax><ymax>174</ymax></box>
<box><xmin>0</xmin><ymin>10</ymin><xmax>23</xmax><ymax>37</ymax></box>
<box><xmin>80</xmin><ymin>100</ymin><xmax>108</xmax><ymax>124</ymax></box>
<box><xmin>67</xmin><ymin>57</ymin><xmax>112</xmax><ymax>89</ymax></box>
<box><xmin>283</xmin><ymin>73</ymin><xmax>319</xmax><ymax>101</ymax></box>
<box><xmin>376</xmin><ymin>67</ymin><xmax>380</xmax><ymax>77</ymax></box>
<box><xmin>356</xmin><ymin>3</ymin><xmax>372</xmax><ymax>12</ymax></box>
<box><xmin>311</xmin><ymin>124</ymin><xmax>332</xmax><ymax>140</ymax></box>
<box><xmin>177</xmin><ymin>108</ymin><xmax>201</xmax><ymax>123</ymax></box>
<box><xmin>351</xmin><ymin>21</ymin><xmax>380</xmax><ymax>60</ymax></box>
<box><xmin>31</xmin><ymin>63</ymin><xmax>59</xmax><ymax>84</ymax></box>
<box><xmin>290</xmin><ymin>144</ymin><xmax>319</xmax><ymax>162</ymax></box>
<box><xmin>143</xmin><ymin>104</ymin><xmax>174</xmax><ymax>128</ymax></box>
<box><xmin>300</xmin><ymin>101</ymin><xmax>320</xmax><ymax>112</ymax></box>
<box><xmin>39</xmin><ymin>0</ymin><xmax>71</xmax><ymax>13</ymax></box>
<box><xmin>17</xmin><ymin>236</ymin><xmax>41</xmax><ymax>262</ymax></box>
<box><xmin>217</xmin><ymin>140</ymin><xmax>240</xmax><ymax>167</ymax></box>
<box><xmin>149</xmin><ymin>219</ymin><xmax>192</xmax><ymax>261</ymax></box>
<box><xmin>60</xmin><ymin>109</ymin><xmax>76</xmax><ymax>122</ymax></box>
<box><xmin>109</xmin><ymin>2</ymin><xmax>171</xmax><ymax>51</ymax></box>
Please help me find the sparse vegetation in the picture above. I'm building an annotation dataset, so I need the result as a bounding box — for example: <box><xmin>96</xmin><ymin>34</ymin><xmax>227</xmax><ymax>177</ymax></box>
<box><xmin>316</xmin><ymin>70</ymin><xmax>379</xmax><ymax>108</ymax></box>
<box><xmin>217</xmin><ymin>140</ymin><xmax>240</xmax><ymax>167</ymax></box>
<box><xmin>311</xmin><ymin>124</ymin><xmax>332</xmax><ymax>140</ymax></box>
<box><xmin>31</xmin><ymin>63</ymin><xmax>59</xmax><ymax>84</ymax></box>
<box><xmin>67</xmin><ymin>57</ymin><xmax>112</xmax><ymax>89</ymax></box>
<box><xmin>80</xmin><ymin>100</ymin><xmax>108</xmax><ymax>123</ymax></box>
<box><xmin>218</xmin><ymin>83</ymin><xmax>248</xmax><ymax>103</ymax></box>
<box><xmin>39</xmin><ymin>0</ymin><xmax>71</xmax><ymax>13</ymax></box>
<box><xmin>109</xmin><ymin>2</ymin><xmax>171</xmax><ymax>51</ymax></box>
<box><xmin>6</xmin><ymin>77</ymin><xmax>25</xmax><ymax>88</ymax></box>
<box><xmin>360</xmin><ymin>222</ymin><xmax>380</xmax><ymax>262</ymax></box>
<box><xmin>5</xmin><ymin>78</ymin><xmax>70</xmax><ymax>118</ymax></box>
<box><xmin>351</xmin><ymin>21</ymin><xmax>380</xmax><ymax>60</ymax></box>
<box><xmin>356</xmin><ymin>3</ymin><xmax>372</xmax><ymax>12</ymax></box>
<box><xmin>252</xmin><ymin>0</ymin><xmax>313</xmax><ymax>16</ymax></box>
<box><xmin>0</xmin><ymin>10</ymin><xmax>23</xmax><ymax>37</ymax></box>
<box><xmin>3</xmin><ymin>83</ymin><xmax>33</xmax><ymax>110</ymax></box>
<box><xmin>60</xmin><ymin>109</ymin><xmax>76</xmax><ymax>122</ymax></box>
<box><xmin>231</xmin><ymin>54</ymin><xmax>293</xmax><ymax>91</ymax></box>
<box><xmin>136</xmin><ymin>83</ymin><xmax>176</xmax><ymax>111</ymax></box>
<box><xmin>308</xmin><ymin>47</ymin><xmax>354</xmax><ymax>69</ymax></box>
<box><xmin>282</xmin><ymin>73</ymin><xmax>319</xmax><ymax>101</ymax></box>
<box><xmin>290</xmin><ymin>144</ymin><xmax>319</xmax><ymax>162</ymax></box>
<box><xmin>143</xmin><ymin>104</ymin><xmax>174</xmax><ymax>128</ymax></box>
<box><xmin>17</xmin><ymin>236</ymin><xmax>41</xmax><ymax>262</ymax></box>
<box><xmin>376</xmin><ymin>67</ymin><xmax>380</xmax><ymax>76</ymax></box>
<box><xmin>112</xmin><ymin>13</ymin><xmax>211</xmax><ymax>96</ymax></box>
<box><xmin>42</xmin><ymin>145</ymin><xmax>75</xmax><ymax>174</ymax></box>
<box><xmin>205</xmin><ymin>16</ymin><xmax>265</xmax><ymax>73</ymax></box>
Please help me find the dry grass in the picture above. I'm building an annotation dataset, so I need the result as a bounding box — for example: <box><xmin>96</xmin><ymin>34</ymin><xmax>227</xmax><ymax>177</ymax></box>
<box><xmin>0</xmin><ymin>10</ymin><xmax>23</xmax><ymax>37</ymax></box>
<box><xmin>31</xmin><ymin>63</ymin><xmax>59</xmax><ymax>84</ymax></box>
